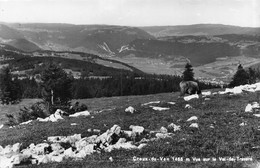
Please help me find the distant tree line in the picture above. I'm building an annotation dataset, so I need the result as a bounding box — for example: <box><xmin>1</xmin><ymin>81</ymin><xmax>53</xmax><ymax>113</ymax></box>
<box><xmin>18</xmin><ymin>74</ymin><xmax>180</xmax><ymax>99</ymax></box>
<box><xmin>0</xmin><ymin>63</ymin><xmax>220</xmax><ymax>105</ymax></box>
<box><xmin>19</xmin><ymin>74</ymin><xmax>217</xmax><ymax>100</ymax></box>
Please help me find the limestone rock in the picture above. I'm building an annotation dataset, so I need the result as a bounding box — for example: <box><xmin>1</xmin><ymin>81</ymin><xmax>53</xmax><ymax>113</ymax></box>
<box><xmin>160</xmin><ymin>126</ymin><xmax>168</xmax><ymax>134</ymax></box>
<box><xmin>187</xmin><ymin>116</ymin><xmax>198</xmax><ymax>122</ymax></box>
<box><xmin>129</xmin><ymin>125</ymin><xmax>144</xmax><ymax>135</ymax></box>
<box><xmin>125</xmin><ymin>106</ymin><xmax>135</xmax><ymax>114</ymax></box>
<box><xmin>168</xmin><ymin>123</ymin><xmax>181</xmax><ymax>132</ymax></box>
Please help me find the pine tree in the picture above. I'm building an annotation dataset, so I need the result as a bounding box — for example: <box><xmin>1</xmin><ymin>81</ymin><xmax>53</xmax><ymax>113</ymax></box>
<box><xmin>0</xmin><ymin>66</ymin><xmax>21</xmax><ymax>104</ymax></box>
<box><xmin>40</xmin><ymin>63</ymin><xmax>73</xmax><ymax>112</ymax></box>
<box><xmin>182</xmin><ymin>63</ymin><xmax>194</xmax><ymax>81</ymax></box>
<box><xmin>248</xmin><ymin>67</ymin><xmax>256</xmax><ymax>84</ymax></box>
<box><xmin>229</xmin><ymin>64</ymin><xmax>249</xmax><ymax>87</ymax></box>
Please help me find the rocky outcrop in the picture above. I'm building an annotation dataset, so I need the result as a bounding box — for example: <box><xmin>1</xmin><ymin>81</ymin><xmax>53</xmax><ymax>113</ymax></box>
<box><xmin>0</xmin><ymin>124</ymin><xmax>151</xmax><ymax>167</ymax></box>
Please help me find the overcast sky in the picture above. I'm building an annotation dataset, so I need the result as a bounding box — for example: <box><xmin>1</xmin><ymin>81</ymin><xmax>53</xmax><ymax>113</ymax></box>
<box><xmin>0</xmin><ymin>0</ymin><xmax>259</xmax><ymax>27</ymax></box>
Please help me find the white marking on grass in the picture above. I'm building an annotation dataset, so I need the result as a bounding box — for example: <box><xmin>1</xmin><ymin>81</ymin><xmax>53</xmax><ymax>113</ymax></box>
<box><xmin>150</xmin><ymin>106</ymin><xmax>170</xmax><ymax>111</ymax></box>
<box><xmin>167</xmin><ymin>102</ymin><xmax>176</xmax><ymax>105</ymax></box>
<box><xmin>189</xmin><ymin>123</ymin><xmax>199</xmax><ymax>128</ymax></box>
<box><xmin>253</xmin><ymin>114</ymin><xmax>260</xmax><ymax>117</ymax></box>
<box><xmin>69</xmin><ymin>110</ymin><xmax>90</xmax><ymax>117</ymax></box>
<box><xmin>187</xmin><ymin>116</ymin><xmax>198</xmax><ymax>122</ymax></box>
<box><xmin>184</xmin><ymin>94</ymin><xmax>199</xmax><ymax>101</ymax></box>
<box><xmin>239</xmin><ymin>122</ymin><xmax>247</xmax><ymax>126</ymax></box>
<box><xmin>20</xmin><ymin>120</ymin><xmax>33</xmax><ymax>125</ymax></box>
<box><xmin>185</xmin><ymin>104</ymin><xmax>192</xmax><ymax>109</ymax></box>
<box><xmin>202</xmin><ymin>91</ymin><xmax>211</xmax><ymax>96</ymax></box>
<box><xmin>142</xmin><ymin>101</ymin><xmax>160</xmax><ymax>106</ymax></box>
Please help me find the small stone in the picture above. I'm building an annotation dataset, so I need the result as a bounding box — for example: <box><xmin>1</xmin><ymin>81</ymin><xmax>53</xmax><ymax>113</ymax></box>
<box><xmin>160</xmin><ymin>126</ymin><xmax>168</xmax><ymax>134</ymax></box>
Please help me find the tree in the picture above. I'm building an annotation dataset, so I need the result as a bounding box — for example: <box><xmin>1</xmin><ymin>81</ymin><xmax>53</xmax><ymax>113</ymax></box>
<box><xmin>229</xmin><ymin>64</ymin><xmax>249</xmax><ymax>87</ymax></box>
<box><xmin>40</xmin><ymin>63</ymin><xmax>73</xmax><ymax>112</ymax></box>
<box><xmin>248</xmin><ymin>67</ymin><xmax>256</xmax><ymax>84</ymax></box>
<box><xmin>182</xmin><ymin>63</ymin><xmax>194</xmax><ymax>81</ymax></box>
<box><xmin>0</xmin><ymin>66</ymin><xmax>21</xmax><ymax>104</ymax></box>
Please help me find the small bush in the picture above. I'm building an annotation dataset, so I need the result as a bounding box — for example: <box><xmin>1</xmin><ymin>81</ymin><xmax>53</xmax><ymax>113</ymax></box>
<box><xmin>4</xmin><ymin>114</ymin><xmax>18</xmax><ymax>126</ymax></box>
<box><xmin>17</xmin><ymin>102</ymin><xmax>49</xmax><ymax>123</ymax></box>
<box><xmin>68</xmin><ymin>101</ymin><xmax>88</xmax><ymax>114</ymax></box>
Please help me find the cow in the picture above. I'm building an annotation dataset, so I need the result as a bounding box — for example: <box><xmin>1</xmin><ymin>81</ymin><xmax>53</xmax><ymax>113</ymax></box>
<box><xmin>179</xmin><ymin>81</ymin><xmax>201</xmax><ymax>97</ymax></box>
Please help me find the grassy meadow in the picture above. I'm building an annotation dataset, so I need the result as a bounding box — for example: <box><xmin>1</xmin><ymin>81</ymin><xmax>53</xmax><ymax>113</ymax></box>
<box><xmin>1</xmin><ymin>90</ymin><xmax>260</xmax><ymax>167</ymax></box>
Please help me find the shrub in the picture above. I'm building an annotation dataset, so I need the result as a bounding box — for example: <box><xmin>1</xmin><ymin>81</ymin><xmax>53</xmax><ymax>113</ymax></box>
<box><xmin>68</xmin><ymin>101</ymin><xmax>88</xmax><ymax>114</ymax></box>
<box><xmin>4</xmin><ymin>114</ymin><xmax>18</xmax><ymax>126</ymax></box>
<box><xmin>17</xmin><ymin>102</ymin><xmax>49</xmax><ymax>123</ymax></box>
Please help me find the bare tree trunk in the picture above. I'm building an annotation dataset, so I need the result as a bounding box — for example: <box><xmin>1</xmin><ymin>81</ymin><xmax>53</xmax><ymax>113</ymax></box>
<box><xmin>51</xmin><ymin>89</ymin><xmax>54</xmax><ymax>105</ymax></box>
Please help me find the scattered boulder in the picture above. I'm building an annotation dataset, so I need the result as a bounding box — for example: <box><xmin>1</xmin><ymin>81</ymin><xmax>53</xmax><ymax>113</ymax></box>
<box><xmin>187</xmin><ymin>116</ymin><xmax>198</xmax><ymax>122</ymax></box>
<box><xmin>245</xmin><ymin>104</ymin><xmax>253</xmax><ymax>112</ymax></box>
<box><xmin>48</xmin><ymin>134</ymin><xmax>82</xmax><ymax>144</ymax></box>
<box><xmin>253</xmin><ymin>114</ymin><xmax>260</xmax><ymax>117</ymax></box>
<box><xmin>20</xmin><ymin>120</ymin><xmax>33</xmax><ymax>125</ymax></box>
<box><xmin>105</xmin><ymin>141</ymin><xmax>137</xmax><ymax>152</ymax></box>
<box><xmin>137</xmin><ymin>143</ymin><xmax>147</xmax><ymax>149</ymax></box>
<box><xmin>50</xmin><ymin>143</ymin><xmax>64</xmax><ymax>155</ymax></box>
<box><xmin>37</xmin><ymin>109</ymin><xmax>64</xmax><ymax>122</ymax></box>
<box><xmin>189</xmin><ymin>123</ymin><xmax>199</xmax><ymax>128</ymax></box>
<box><xmin>239</xmin><ymin>122</ymin><xmax>247</xmax><ymax>126</ymax></box>
<box><xmin>150</xmin><ymin>106</ymin><xmax>170</xmax><ymax>111</ymax></box>
<box><xmin>245</xmin><ymin>102</ymin><xmax>260</xmax><ymax>112</ymax></box>
<box><xmin>202</xmin><ymin>91</ymin><xmax>211</xmax><ymax>96</ymax></box>
<box><xmin>168</xmin><ymin>123</ymin><xmax>181</xmax><ymax>132</ymax></box>
<box><xmin>69</xmin><ymin>110</ymin><xmax>90</xmax><ymax>117</ymax></box>
<box><xmin>109</xmin><ymin>156</ymin><xmax>113</xmax><ymax>162</ymax></box>
<box><xmin>125</xmin><ymin>106</ymin><xmax>136</xmax><ymax>114</ymax></box>
<box><xmin>76</xmin><ymin>144</ymin><xmax>95</xmax><ymax>157</ymax></box>
<box><xmin>142</xmin><ymin>101</ymin><xmax>160</xmax><ymax>106</ymax></box>
<box><xmin>252</xmin><ymin>102</ymin><xmax>260</xmax><ymax>109</ymax></box>
<box><xmin>93</xmin><ymin>129</ymin><xmax>101</xmax><ymax>133</ymax></box>
<box><xmin>122</xmin><ymin>130</ymin><xmax>135</xmax><ymax>138</ymax></box>
<box><xmin>129</xmin><ymin>125</ymin><xmax>144</xmax><ymax>135</ymax></box>
<box><xmin>218</xmin><ymin>83</ymin><xmax>260</xmax><ymax>95</ymax></box>
<box><xmin>168</xmin><ymin>102</ymin><xmax>176</xmax><ymax>105</ymax></box>
<box><xmin>75</xmin><ymin>135</ymin><xmax>97</xmax><ymax>151</ymax></box>
<box><xmin>95</xmin><ymin>125</ymin><xmax>121</xmax><ymax>146</ymax></box>
<box><xmin>185</xmin><ymin>104</ymin><xmax>192</xmax><ymax>109</ymax></box>
<box><xmin>63</xmin><ymin>147</ymin><xmax>75</xmax><ymax>158</ymax></box>
<box><xmin>0</xmin><ymin>124</ymin><xmax>169</xmax><ymax>167</ymax></box>
<box><xmin>184</xmin><ymin>94</ymin><xmax>199</xmax><ymax>101</ymax></box>
<box><xmin>155</xmin><ymin>133</ymin><xmax>173</xmax><ymax>139</ymax></box>
<box><xmin>209</xmin><ymin>124</ymin><xmax>214</xmax><ymax>128</ymax></box>
<box><xmin>160</xmin><ymin>126</ymin><xmax>168</xmax><ymax>134</ymax></box>
<box><xmin>0</xmin><ymin>143</ymin><xmax>21</xmax><ymax>155</ymax></box>
<box><xmin>22</xmin><ymin>143</ymin><xmax>49</xmax><ymax>155</ymax></box>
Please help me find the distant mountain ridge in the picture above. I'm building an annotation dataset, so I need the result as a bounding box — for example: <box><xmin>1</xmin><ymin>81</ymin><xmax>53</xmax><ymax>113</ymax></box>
<box><xmin>140</xmin><ymin>24</ymin><xmax>260</xmax><ymax>37</ymax></box>
<box><xmin>0</xmin><ymin>22</ymin><xmax>154</xmax><ymax>54</ymax></box>
<box><xmin>0</xmin><ymin>23</ymin><xmax>259</xmax><ymax>55</ymax></box>
<box><xmin>1</xmin><ymin>22</ymin><xmax>260</xmax><ymax>80</ymax></box>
